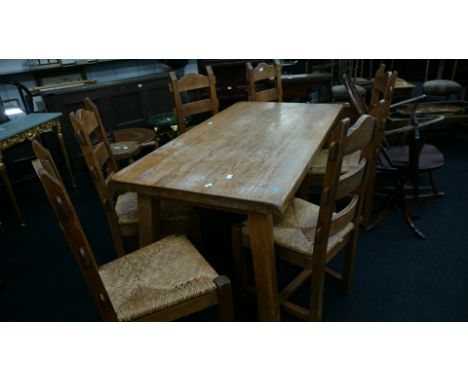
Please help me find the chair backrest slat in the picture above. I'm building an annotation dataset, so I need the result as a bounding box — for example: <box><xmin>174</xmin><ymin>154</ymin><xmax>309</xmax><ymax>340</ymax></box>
<box><xmin>250</xmin><ymin>62</ymin><xmax>278</xmax><ymax>81</ymax></box>
<box><xmin>344</xmin><ymin>66</ymin><xmax>398</xmax><ymax>200</ymax></box>
<box><xmin>342</xmin><ymin>116</ymin><xmax>375</xmax><ymax>155</ymax></box>
<box><xmin>83</xmin><ymin>98</ymin><xmax>119</xmax><ymax>172</ymax></box>
<box><xmin>181</xmin><ymin>98</ymin><xmax>215</xmax><ymax>118</ymax></box>
<box><xmin>329</xmin><ymin>194</ymin><xmax>359</xmax><ymax>236</ymax></box>
<box><xmin>70</xmin><ymin>106</ymin><xmax>126</xmax><ymax>258</ymax></box>
<box><xmin>246</xmin><ymin>60</ymin><xmax>283</xmax><ymax>102</ymax></box>
<box><xmin>169</xmin><ymin>65</ymin><xmax>219</xmax><ymax>135</ymax></box>
<box><xmin>253</xmin><ymin>88</ymin><xmax>281</xmax><ymax>102</ymax></box>
<box><xmin>314</xmin><ymin>114</ymin><xmax>376</xmax><ymax>254</ymax></box>
<box><xmin>94</xmin><ymin>141</ymin><xmax>113</xmax><ymax>170</ymax></box>
<box><xmin>31</xmin><ymin>141</ymin><xmax>118</xmax><ymax>321</ymax></box>
<box><xmin>335</xmin><ymin>159</ymin><xmax>367</xmax><ymax>200</ymax></box>
<box><xmin>171</xmin><ymin>72</ymin><xmax>210</xmax><ymax>92</ymax></box>
<box><xmin>368</xmin><ymin>64</ymin><xmax>388</xmax><ymax>111</ymax></box>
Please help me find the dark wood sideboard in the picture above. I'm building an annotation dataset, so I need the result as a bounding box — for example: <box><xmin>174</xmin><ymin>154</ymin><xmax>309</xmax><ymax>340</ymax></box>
<box><xmin>197</xmin><ymin>59</ymin><xmax>334</xmax><ymax>105</ymax></box>
<box><xmin>41</xmin><ymin>73</ymin><xmax>174</xmax><ymax>163</ymax></box>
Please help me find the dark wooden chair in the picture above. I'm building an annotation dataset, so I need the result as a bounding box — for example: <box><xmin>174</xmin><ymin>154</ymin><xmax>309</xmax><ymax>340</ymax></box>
<box><xmin>306</xmin><ymin>65</ymin><xmax>392</xmax><ymax>205</ymax></box>
<box><xmin>344</xmin><ymin>66</ymin><xmax>445</xmax><ymax>239</ymax></box>
<box><xmin>69</xmin><ymin>108</ymin><xmax>201</xmax><ymax>257</ymax></box>
<box><xmin>168</xmin><ymin>67</ymin><xmax>219</xmax><ymax>136</ymax></box>
<box><xmin>232</xmin><ymin>114</ymin><xmax>377</xmax><ymax>321</ymax></box>
<box><xmin>83</xmin><ymin>97</ymin><xmax>156</xmax><ymax>162</ymax></box>
<box><xmin>31</xmin><ymin>141</ymin><xmax>234</xmax><ymax>322</ymax></box>
<box><xmin>246</xmin><ymin>60</ymin><xmax>283</xmax><ymax>102</ymax></box>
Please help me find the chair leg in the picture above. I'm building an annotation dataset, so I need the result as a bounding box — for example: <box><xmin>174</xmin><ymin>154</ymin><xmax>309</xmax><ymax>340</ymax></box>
<box><xmin>231</xmin><ymin>224</ymin><xmax>243</xmax><ymax>287</ymax></box>
<box><xmin>361</xmin><ymin>170</ymin><xmax>377</xmax><ymax>230</ymax></box>
<box><xmin>214</xmin><ymin>275</ymin><xmax>235</xmax><ymax>321</ymax></box>
<box><xmin>309</xmin><ymin>259</ymin><xmax>326</xmax><ymax>321</ymax></box>
<box><xmin>342</xmin><ymin>231</ymin><xmax>359</xmax><ymax>295</ymax></box>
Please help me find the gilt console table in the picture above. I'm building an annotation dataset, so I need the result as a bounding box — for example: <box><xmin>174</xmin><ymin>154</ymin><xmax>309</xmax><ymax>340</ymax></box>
<box><xmin>0</xmin><ymin>112</ymin><xmax>76</xmax><ymax>227</ymax></box>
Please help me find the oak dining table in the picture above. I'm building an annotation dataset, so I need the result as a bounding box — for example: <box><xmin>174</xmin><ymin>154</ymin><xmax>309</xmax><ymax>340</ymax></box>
<box><xmin>109</xmin><ymin>101</ymin><xmax>344</xmax><ymax>321</ymax></box>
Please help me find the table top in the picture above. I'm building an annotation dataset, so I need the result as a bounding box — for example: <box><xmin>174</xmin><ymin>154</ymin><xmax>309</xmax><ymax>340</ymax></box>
<box><xmin>110</xmin><ymin>101</ymin><xmax>343</xmax><ymax>215</ymax></box>
<box><xmin>0</xmin><ymin>112</ymin><xmax>61</xmax><ymax>142</ymax></box>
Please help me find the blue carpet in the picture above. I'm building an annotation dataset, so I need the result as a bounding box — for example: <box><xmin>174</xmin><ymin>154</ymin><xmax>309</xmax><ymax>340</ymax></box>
<box><xmin>0</xmin><ymin>123</ymin><xmax>467</xmax><ymax>321</ymax></box>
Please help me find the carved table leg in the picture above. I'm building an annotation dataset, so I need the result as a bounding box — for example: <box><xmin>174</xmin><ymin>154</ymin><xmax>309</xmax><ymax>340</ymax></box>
<box><xmin>53</xmin><ymin>121</ymin><xmax>77</xmax><ymax>189</ymax></box>
<box><xmin>248</xmin><ymin>212</ymin><xmax>280</xmax><ymax>321</ymax></box>
<box><xmin>0</xmin><ymin>150</ymin><xmax>26</xmax><ymax>228</ymax></box>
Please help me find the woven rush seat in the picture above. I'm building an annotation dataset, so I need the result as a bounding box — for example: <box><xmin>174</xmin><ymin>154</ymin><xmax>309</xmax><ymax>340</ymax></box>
<box><xmin>115</xmin><ymin>192</ymin><xmax>195</xmax><ymax>227</ymax></box>
<box><xmin>422</xmin><ymin>79</ymin><xmax>461</xmax><ymax>96</ymax></box>
<box><xmin>32</xmin><ymin>140</ymin><xmax>234</xmax><ymax>321</ymax></box>
<box><xmin>309</xmin><ymin>150</ymin><xmax>361</xmax><ymax>175</ymax></box>
<box><xmin>98</xmin><ymin>235</ymin><xmax>218</xmax><ymax>321</ymax></box>
<box><xmin>232</xmin><ymin>114</ymin><xmax>377</xmax><ymax>321</ymax></box>
<box><xmin>241</xmin><ymin>198</ymin><xmax>354</xmax><ymax>255</ymax></box>
<box><xmin>70</xmin><ymin>99</ymin><xmax>202</xmax><ymax>255</ymax></box>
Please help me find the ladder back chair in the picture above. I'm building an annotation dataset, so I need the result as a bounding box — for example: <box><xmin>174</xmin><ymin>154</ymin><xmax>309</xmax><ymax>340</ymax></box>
<box><xmin>69</xmin><ymin>107</ymin><xmax>201</xmax><ymax>257</ymax></box>
<box><xmin>306</xmin><ymin>65</ymin><xmax>391</xmax><ymax>202</ymax></box>
<box><xmin>246</xmin><ymin>60</ymin><xmax>283</xmax><ymax>102</ymax></box>
<box><xmin>331</xmin><ymin>59</ymin><xmax>368</xmax><ymax>102</ymax></box>
<box><xmin>343</xmin><ymin>67</ymin><xmax>398</xmax><ymax>228</ymax></box>
<box><xmin>232</xmin><ymin>114</ymin><xmax>377</xmax><ymax>321</ymax></box>
<box><xmin>83</xmin><ymin>97</ymin><xmax>156</xmax><ymax>162</ymax></box>
<box><xmin>31</xmin><ymin>140</ymin><xmax>234</xmax><ymax>322</ymax></box>
<box><xmin>169</xmin><ymin>66</ymin><xmax>219</xmax><ymax>136</ymax></box>
<box><xmin>344</xmin><ymin>67</ymin><xmax>445</xmax><ymax>239</ymax></box>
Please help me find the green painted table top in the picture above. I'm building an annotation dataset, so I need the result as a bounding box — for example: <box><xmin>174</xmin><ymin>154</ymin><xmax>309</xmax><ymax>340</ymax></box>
<box><xmin>0</xmin><ymin>112</ymin><xmax>61</xmax><ymax>142</ymax></box>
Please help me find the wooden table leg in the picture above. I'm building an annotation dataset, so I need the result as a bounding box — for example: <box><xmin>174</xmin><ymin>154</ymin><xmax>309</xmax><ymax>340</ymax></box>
<box><xmin>137</xmin><ymin>194</ymin><xmax>161</xmax><ymax>247</ymax></box>
<box><xmin>247</xmin><ymin>212</ymin><xmax>280</xmax><ymax>321</ymax></box>
<box><xmin>0</xmin><ymin>150</ymin><xmax>26</xmax><ymax>228</ymax></box>
<box><xmin>53</xmin><ymin>121</ymin><xmax>77</xmax><ymax>189</ymax></box>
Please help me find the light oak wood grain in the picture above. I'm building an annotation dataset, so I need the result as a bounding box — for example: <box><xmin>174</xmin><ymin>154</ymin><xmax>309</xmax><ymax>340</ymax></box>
<box><xmin>110</xmin><ymin>101</ymin><xmax>343</xmax><ymax>321</ymax></box>
<box><xmin>111</xmin><ymin>102</ymin><xmax>343</xmax><ymax>215</ymax></box>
